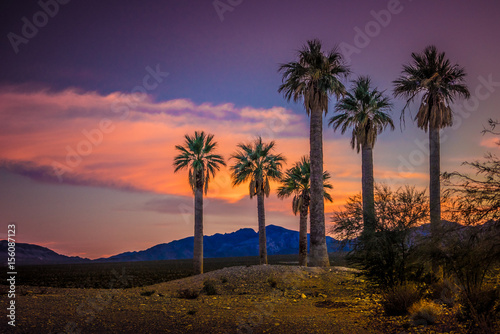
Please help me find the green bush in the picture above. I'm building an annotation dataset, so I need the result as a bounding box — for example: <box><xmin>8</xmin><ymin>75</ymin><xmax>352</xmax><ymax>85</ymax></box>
<box><xmin>202</xmin><ymin>279</ymin><xmax>218</xmax><ymax>295</ymax></box>
<box><xmin>381</xmin><ymin>283</ymin><xmax>422</xmax><ymax>316</ymax></box>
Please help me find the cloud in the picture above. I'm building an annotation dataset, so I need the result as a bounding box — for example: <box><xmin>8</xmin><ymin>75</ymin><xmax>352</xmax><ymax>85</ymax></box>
<box><xmin>480</xmin><ymin>137</ymin><xmax>500</xmax><ymax>148</ymax></box>
<box><xmin>0</xmin><ymin>86</ymin><xmax>438</xmax><ymax>215</ymax></box>
<box><xmin>0</xmin><ymin>87</ymin><xmax>305</xmax><ymax>201</ymax></box>
<box><xmin>0</xmin><ymin>159</ymin><xmax>143</xmax><ymax>192</ymax></box>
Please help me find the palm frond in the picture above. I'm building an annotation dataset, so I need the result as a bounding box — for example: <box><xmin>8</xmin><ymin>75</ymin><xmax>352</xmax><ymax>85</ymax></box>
<box><xmin>330</xmin><ymin>75</ymin><xmax>394</xmax><ymax>152</ymax></box>
<box><xmin>230</xmin><ymin>136</ymin><xmax>285</xmax><ymax>198</ymax></box>
<box><xmin>173</xmin><ymin>131</ymin><xmax>225</xmax><ymax>193</ymax></box>
<box><xmin>393</xmin><ymin>45</ymin><xmax>470</xmax><ymax>130</ymax></box>
<box><xmin>278</xmin><ymin>39</ymin><xmax>349</xmax><ymax>116</ymax></box>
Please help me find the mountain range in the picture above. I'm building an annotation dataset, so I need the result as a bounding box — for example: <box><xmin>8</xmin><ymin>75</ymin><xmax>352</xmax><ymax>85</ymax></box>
<box><xmin>0</xmin><ymin>225</ymin><xmax>349</xmax><ymax>266</ymax></box>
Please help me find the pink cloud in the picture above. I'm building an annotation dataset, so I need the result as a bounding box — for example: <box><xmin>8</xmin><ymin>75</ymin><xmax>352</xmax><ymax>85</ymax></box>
<box><xmin>480</xmin><ymin>137</ymin><xmax>500</xmax><ymax>148</ymax></box>
<box><xmin>0</xmin><ymin>88</ymin><xmax>305</xmax><ymax>202</ymax></box>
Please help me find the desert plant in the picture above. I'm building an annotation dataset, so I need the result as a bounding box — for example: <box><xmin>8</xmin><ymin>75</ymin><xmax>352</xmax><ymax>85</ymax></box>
<box><xmin>381</xmin><ymin>283</ymin><xmax>422</xmax><ymax>316</ymax></box>
<box><xmin>277</xmin><ymin>156</ymin><xmax>333</xmax><ymax>266</ymax></box>
<box><xmin>428</xmin><ymin>278</ymin><xmax>458</xmax><ymax>306</ymax></box>
<box><xmin>409</xmin><ymin>299</ymin><xmax>442</xmax><ymax>325</ymax></box>
<box><xmin>330</xmin><ymin>76</ymin><xmax>394</xmax><ymax>234</ymax></box>
<box><xmin>443</xmin><ymin>119</ymin><xmax>500</xmax><ymax>225</ymax></box>
<box><xmin>267</xmin><ymin>275</ymin><xmax>278</xmax><ymax>288</ymax></box>
<box><xmin>174</xmin><ymin>131</ymin><xmax>226</xmax><ymax>274</ymax></box>
<box><xmin>230</xmin><ymin>137</ymin><xmax>285</xmax><ymax>265</ymax></box>
<box><xmin>177</xmin><ymin>288</ymin><xmax>200</xmax><ymax>299</ymax></box>
<box><xmin>393</xmin><ymin>45</ymin><xmax>470</xmax><ymax>240</ymax></box>
<box><xmin>140</xmin><ymin>290</ymin><xmax>155</xmax><ymax>297</ymax></box>
<box><xmin>458</xmin><ymin>285</ymin><xmax>500</xmax><ymax>333</ymax></box>
<box><xmin>202</xmin><ymin>279</ymin><xmax>218</xmax><ymax>295</ymax></box>
<box><xmin>331</xmin><ymin>184</ymin><xmax>429</xmax><ymax>286</ymax></box>
<box><xmin>279</xmin><ymin>39</ymin><xmax>349</xmax><ymax>267</ymax></box>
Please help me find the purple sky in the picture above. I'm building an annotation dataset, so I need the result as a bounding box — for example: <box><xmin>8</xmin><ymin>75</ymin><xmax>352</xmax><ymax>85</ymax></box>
<box><xmin>1</xmin><ymin>0</ymin><xmax>499</xmax><ymax>258</ymax></box>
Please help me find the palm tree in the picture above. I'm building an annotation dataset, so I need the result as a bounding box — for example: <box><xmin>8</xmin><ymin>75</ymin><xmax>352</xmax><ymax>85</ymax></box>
<box><xmin>278</xmin><ymin>39</ymin><xmax>349</xmax><ymax>267</ymax></box>
<box><xmin>329</xmin><ymin>76</ymin><xmax>394</xmax><ymax>234</ymax></box>
<box><xmin>230</xmin><ymin>137</ymin><xmax>285</xmax><ymax>265</ymax></box>
<box><xmin>277</xmin><ymin>156</ymin><xmax>333</xmax><ymax>266</ymax></box>
<box><xmin>393</xmin><ymin>46</ymin><xmax>470</xmax><ymax>237</ymax></box>
<box><xmin>173</xmin><ymin>131</ymin><xmax>226</xmax><ymax>274</ymax></box>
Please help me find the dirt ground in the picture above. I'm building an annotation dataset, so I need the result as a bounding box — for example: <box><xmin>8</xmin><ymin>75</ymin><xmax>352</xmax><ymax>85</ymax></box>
<box><xmin>1</xmin><ymin>265</ymin><xmax>467</xmax><ymax>333</ymax></box>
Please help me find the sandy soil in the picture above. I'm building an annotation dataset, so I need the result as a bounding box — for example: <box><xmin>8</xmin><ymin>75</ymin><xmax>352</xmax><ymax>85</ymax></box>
<box><xmin>0</xmin><ymin>265</ymin><xmax>466</xmax><ymax>333</ymax></box>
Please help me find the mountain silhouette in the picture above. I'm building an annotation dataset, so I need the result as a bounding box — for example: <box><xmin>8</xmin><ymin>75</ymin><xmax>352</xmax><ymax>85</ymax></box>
<box><xmin>0</xmin><ymin>225</ymin><xmax>348</xmax><ymax>265</ymax></box>
<box><xmin>97</xmin><ymin>224</ymin><xmax>348</xmax><ymax>262</ymax></box>
<box><xmin>0</xmin><ymin>240</ymin><xmax>90</xmax><ymax>266</ymax></box>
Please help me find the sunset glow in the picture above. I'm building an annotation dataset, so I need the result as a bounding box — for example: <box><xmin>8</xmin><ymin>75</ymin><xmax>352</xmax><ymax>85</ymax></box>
<box><xmin>1</xmin><ymin>0</ymin><xmax>499</xmax><ymax>259</ymax></box>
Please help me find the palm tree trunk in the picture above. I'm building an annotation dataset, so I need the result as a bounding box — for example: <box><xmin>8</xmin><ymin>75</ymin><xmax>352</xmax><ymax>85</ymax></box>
<box><xmin>193</xmin><ymin>172</ymin><xmax>204</xmax><ymax>275</ymax></box>
<box><xmin>309</xmin><ymin>109</ymin><xmax>330</xmax><ymax>267</ymax></box>
<box><xmin>361</xmin><ymin>143</ymin><xmax>376</xmax><ymax>235</ymax></box>
<box><xmin>299</xmin><ymin>194</ymin><xmax>309</xmax><ymax>266</ymax></box>
<box><xmin>429</xmin><ymin>126</ymin><xmax>441</xmax><ymax>235</ymax></box>
<box><xmin>257</xmin><ymin>192</ymin><xmax>268</xmax><ymax>265</ymax></box>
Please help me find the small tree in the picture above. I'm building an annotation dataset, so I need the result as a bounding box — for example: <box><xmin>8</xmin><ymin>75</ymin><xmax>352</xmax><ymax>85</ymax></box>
<box><xmin>331</xmin><ymin>184</ymin><xmax>429</xmax><ymax>287</ymax></box>
<box><xmin>443</xmin><ymin>119</ymin><xmax>500</xmax><ymax>225</ymax></box>
<box><xmin>438</xmin><ymin>120</ymin><xmax>500</xmax><ymax>331</ymax></box>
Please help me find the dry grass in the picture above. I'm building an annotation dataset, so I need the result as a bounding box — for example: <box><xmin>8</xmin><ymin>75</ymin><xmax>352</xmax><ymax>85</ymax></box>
<box><xmin>409</xmin><ymin>299</ymin><xmax>442</xmax><ymax>325</ymax></box>
<box><xmin>381</xmin><ymin>283</ymin><xmax>421</xmax><ymax>316</ymax></box>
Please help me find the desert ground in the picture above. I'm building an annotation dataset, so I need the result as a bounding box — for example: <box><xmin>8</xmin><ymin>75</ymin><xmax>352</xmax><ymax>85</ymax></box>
<box><xmin>1</xmin><ymin>264</ymin><xmax>467</xmax><ymax>333</ymax></box>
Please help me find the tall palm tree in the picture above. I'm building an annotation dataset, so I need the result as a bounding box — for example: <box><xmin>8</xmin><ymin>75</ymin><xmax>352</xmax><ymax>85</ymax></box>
<box><xmin>278</xmin><ymin>39</ymin><xmax>349</xmax><ymax>267</ymax></box>
<box><xmin>173</xmin><ymin>131</ymin><xmax>225</xmax><ymax>274</ymax></box>
<box><xmin>329</xmin><ymin>76</ymin><xmax>394</xmax><ymax>234</ymax></box>
<box><xmin>393</xmin><ymin>46</ymin><xmax>470</xmax><ymax>237</ymax></box>
<box><xmin>230</xmin><ymin>137</ymin><xmax>285</xmax><ymax>265</ymax></box>
<box><xmin>277</xmin><ymin>156</ymin><xmax>333</xmax><ymax>266</ymax></box>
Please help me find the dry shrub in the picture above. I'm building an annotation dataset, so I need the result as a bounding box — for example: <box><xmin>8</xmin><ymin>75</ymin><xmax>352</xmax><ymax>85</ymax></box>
<box><xmin>140</xmin><ymin>290</ymin><xmax>155</xmax><ymax>297</ymax></box>
<box><xmin>382</xmin><ymin>283</ymin><xmax>422</xmax><ymax>316</ymax></box>
<box><xmin>267</xmin><ymin>275</ymin><xmax>278</xmax><ymax>288</ymax></box>
<box><xmin>458</xmin><ymin>285</ymin><xmax>500</xmax><ymax>333</ymax></box>
<box><xmin>409</xmin><ymin>299</ymin><xmax>442</xmax><ymax>325</ymax></box>
<box><xmin>202</xmin><ymin>279</ymin><xmax>218</xmax><ymax>295</ymax></box>
<box><xmin>177</xmin><ymin>288</ymin><xmax>200</xmax><ymax>299</ymax></box>
<box><xmin>429</xmin><ymin>278</ymin><xmax>458</xmax><ymax>306</ymax></box>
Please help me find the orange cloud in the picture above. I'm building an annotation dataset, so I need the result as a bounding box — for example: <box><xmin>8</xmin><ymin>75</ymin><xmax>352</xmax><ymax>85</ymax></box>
<box><xmin>0</xmin><ymin>88</ymin><xmax>307</xmax><ymax>203</ymax></box>
<box><xmin>480</xmin><ymin>137</ymin><xmax>500</xmax><ymax>148</ymax></box>
<box><xmin>0</xmin><ymin>86</ymin><xmax>447</xmax><ymax>221</ymax></box>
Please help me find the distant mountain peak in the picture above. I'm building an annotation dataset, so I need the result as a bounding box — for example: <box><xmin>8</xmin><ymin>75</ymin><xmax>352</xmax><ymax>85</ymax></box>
<box><xmin>0</xmin><ymin>224</ymin><xmax>347</xmax><ymax>265</ymax></box>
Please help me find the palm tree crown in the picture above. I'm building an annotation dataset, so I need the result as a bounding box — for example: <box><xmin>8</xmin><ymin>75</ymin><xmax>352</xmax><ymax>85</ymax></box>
<box><xmin>330</xmin><ymin>76</ymin><xmax>395</xmax><ymax>152</ymax></box>
<box><xmin>278</xmin><ymin>39</ymin><xmax>349</xmax><ymax>115</ymax></box>
<box><xmin>230</xmin><ymin>137</ymin><xmax>285</xmax><ymax>196</ymax></box>
<box><xmin>173</xmin><ymin>131</ymin><xmax>226</xmax><ymax>193</ymax></box>
<box><xmin>277</xmin><ymin>156</ymin><xmax>333</xmax><ymax>214</ymax></box>
<box><xmin>393</xmin><ymin>45</ymin><xmax>470</xmax><ymax>131</ymax></box>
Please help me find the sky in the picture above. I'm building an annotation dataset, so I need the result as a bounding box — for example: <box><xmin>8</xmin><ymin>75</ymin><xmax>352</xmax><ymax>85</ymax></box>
<box><xmin>0</xmin><ymin>0</ymin><xmax>499</xmax><ymax>259</ymax></box>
